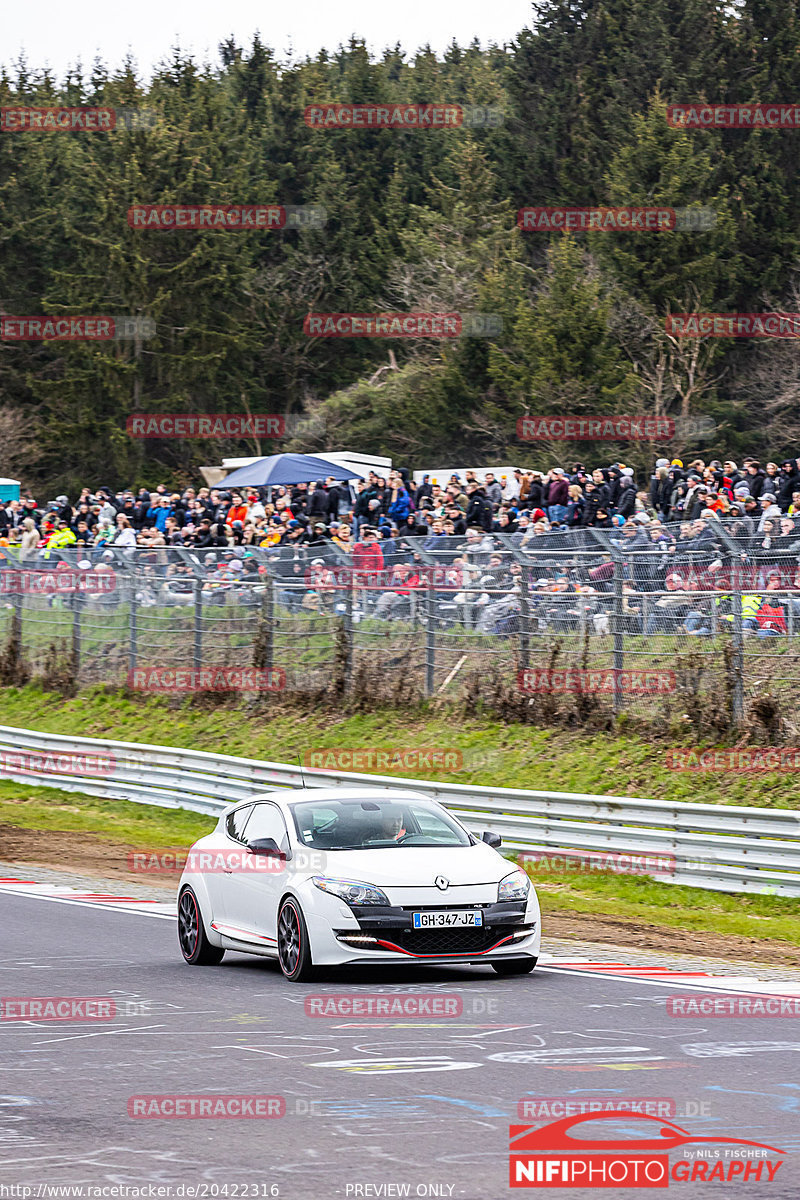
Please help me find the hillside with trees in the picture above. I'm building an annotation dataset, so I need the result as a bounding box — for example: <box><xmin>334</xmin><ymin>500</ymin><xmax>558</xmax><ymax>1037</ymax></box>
<box><xmin>2</xmin><ymin>0</ymin><xmax>800</xmax><ymax>492</ymax></box>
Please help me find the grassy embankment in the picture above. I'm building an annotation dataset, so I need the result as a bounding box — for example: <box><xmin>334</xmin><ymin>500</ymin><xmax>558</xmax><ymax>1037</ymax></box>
<box><xmin>0</xmin><ymin>684</ymin><xmax>798</xmax><ymax>950</ymax></box>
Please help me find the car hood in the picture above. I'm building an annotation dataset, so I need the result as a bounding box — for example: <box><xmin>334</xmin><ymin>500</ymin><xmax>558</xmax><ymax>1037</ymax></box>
<box><xmin>296</xmin><ymin>840</ymin><xmax>511</xmax><ymax>887</ymax></box>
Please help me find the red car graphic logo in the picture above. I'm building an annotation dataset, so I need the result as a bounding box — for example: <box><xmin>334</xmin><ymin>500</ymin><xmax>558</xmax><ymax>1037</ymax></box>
<box><xmin>510</xmin><ymin>1110</ymin><xmax>785</xmax><ymax>1154</ymax></box>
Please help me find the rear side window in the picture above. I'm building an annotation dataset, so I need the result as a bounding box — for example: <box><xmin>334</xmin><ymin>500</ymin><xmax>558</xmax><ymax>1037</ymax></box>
<box><xmin>226</xmin><ymin>804</ymin><xmax>254</xmax><ymax>843</ymax></box>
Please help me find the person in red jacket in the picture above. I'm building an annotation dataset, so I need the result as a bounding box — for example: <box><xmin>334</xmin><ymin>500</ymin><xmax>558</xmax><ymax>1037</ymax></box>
<box><xmin>352</xmin><ymin>528</ymin><xmax>385</xmax><ymax>589</ymax></box>
<box><xmin>373</xmin><ymin>562</ymin><xmax>423</xmax><ymax>620</ymax></box>
<box><xmin>225</xmin><ymin>493</ymin><xmax>249</xmax><ymax>526</ymax></box>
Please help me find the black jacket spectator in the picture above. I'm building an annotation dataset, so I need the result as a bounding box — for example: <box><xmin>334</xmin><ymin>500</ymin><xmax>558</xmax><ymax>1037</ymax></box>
<box><xmin>524</xmin><ymin>479</ymin><xmax>545</xmax><ymax>509</ymax></box>
<box><xmin>746</xmin><ymin>467</ymin><xmax>767</xmax><ymax>501</ymax></box>
<box><xmin>606</xmin><ymin>469</ymin><xmax>623</xmax><ymax>508</ymax></box>
<box><xmin>778</xmin><ymin>465</ymin><xmax>800</xmax><ymax>511</ymax></box>
<box><xmin>616</xmin><ymin>479</ymin><xmax>637</xmax><ymax>518</ymax></box>
<box><xmin>466</xmin><ymin>488</ymin><xmax>494</xmax><ymax>532</ymax></box>
<box><xmin>307</xmin><ymin>483</ymin><xmax>329</xmax><ymax>519</ymax></box>
<box><xmin>327</xmin><ymin>484</ymin><xmax>350</xmax><ymax>517</ymax></box>
<box><xmin>580</xmin><ymin>486</ymin><xmax>607</xmax><ymax>527</ymax></box>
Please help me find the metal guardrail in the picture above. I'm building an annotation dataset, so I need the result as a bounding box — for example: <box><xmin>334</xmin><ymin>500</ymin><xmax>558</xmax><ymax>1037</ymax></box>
<box><xmin>1</xmin><ymin>724</ymin><xmax>799</xmax><ymax>897</ymax></box>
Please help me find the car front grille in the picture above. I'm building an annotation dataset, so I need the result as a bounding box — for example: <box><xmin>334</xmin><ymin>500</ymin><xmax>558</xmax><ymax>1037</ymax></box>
<box><xmin>375</xmin><ymin>926</ymin><xmax>514</xmax><ymax>956</ymax></box>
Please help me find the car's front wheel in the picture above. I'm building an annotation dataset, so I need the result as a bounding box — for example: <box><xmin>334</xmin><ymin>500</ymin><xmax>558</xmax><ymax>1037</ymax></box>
<box><xmin>178</xmin><ymin>887</ymin><xmax>225</xmax><ymax>965</ymax></box>
<box><xmin>491</xmin><ymin>957</ymin><xmax>537</xmax><ymax>976</ymax></box>
<box><xmin>277</xmin><ymin>897</ymin><xmax>316</xmax><ymax>981</ymax></box>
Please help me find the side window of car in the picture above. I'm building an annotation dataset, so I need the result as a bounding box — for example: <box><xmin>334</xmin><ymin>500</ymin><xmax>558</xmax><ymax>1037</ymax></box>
<box><xmin>244</xmin><ymin>803</ymin><xmax>289</xmax><ymax>851</ymax></box>
<box><xmin>226</xmin><ymin>804</ymin><xmax>254</xmax><ymax>844</ymax></box>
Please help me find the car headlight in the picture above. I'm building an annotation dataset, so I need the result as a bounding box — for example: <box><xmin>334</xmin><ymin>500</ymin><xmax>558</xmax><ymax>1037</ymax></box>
<box><xmin>312</xmin><ymin>876</ymin><xmax>391</xmax><ymax>906</ymax></box>
<box><xmin>498</xmin><ymin>870</ymin><xmax>530</xmax><ymax>902</ymax></box>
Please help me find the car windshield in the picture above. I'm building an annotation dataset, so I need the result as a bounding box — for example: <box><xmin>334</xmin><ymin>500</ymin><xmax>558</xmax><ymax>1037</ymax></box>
<box><xmin>289</xmin><ymin>797</ymin><xmax>472</xmax><ymax>850</ymax></box>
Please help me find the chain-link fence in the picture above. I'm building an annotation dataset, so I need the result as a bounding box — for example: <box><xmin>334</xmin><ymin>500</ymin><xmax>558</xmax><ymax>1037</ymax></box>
<box><xmin>1</xmin><ymin>523</ymin><xmax>798</xmax><ymax>727</ymax></box>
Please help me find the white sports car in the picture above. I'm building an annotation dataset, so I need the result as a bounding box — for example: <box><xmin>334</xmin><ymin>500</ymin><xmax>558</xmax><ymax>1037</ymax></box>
<box><xmin>177</xmin><ymin>786</ymin><xmax>541</xmax><ymax>980</ymax></box>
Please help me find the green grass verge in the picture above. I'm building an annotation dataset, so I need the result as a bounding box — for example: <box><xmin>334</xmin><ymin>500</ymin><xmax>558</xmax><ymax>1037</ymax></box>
<box><xmin>0</xmin><ymin>682</ymin><xmax>799</xmax><ymax>808</ymax></box>
<box><xmin>0</xmin><ymin>779</ymin><xmax>215</xmax><ymax>846</ymax></box>
<box><xmin>526</xmin><ymin>865</ymin><xmax>800</xmax><ymax>946</ymax></box>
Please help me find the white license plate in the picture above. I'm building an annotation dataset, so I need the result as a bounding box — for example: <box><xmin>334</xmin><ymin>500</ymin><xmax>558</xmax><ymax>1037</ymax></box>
<box><xmin>412</xmin><ymin>910</ymin><xmax>483</xmax><ymax>929</ymax></box>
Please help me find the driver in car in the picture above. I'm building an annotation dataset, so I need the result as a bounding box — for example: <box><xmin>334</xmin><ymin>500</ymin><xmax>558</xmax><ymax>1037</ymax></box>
<box><xmin>374</xmin><ymin>806</ymin><xmax>406</xmax><ymax>842</ymax></box>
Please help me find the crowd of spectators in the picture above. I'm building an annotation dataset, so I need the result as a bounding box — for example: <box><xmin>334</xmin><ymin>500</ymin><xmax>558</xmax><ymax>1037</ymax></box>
<box><xmin>3</xmin><ymin>456</ymin><xmax>800</xmax><ymax>637</ymax></box>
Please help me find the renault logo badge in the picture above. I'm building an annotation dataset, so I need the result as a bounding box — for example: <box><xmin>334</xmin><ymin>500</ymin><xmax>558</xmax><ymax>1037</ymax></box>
<box><xmin>435</xmin><ymin>875</ymin><xmax>450</xmax><ymax>890</ymax></box>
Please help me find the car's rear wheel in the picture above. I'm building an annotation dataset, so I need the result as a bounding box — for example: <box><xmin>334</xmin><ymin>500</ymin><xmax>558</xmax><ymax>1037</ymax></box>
<box><xmin>178</xmin><ymin>887</ymin><xmax>225</xmax><ymax>965</ymax></box>
<box><xmin>277</xmin><ymin>897</ymin><xmax>316</xmax><ymax>981</ymax></box>
<box><xmin>491</xmin><ymin>957</ymin><xmax>537</xmax><ymax>976</ymax></box>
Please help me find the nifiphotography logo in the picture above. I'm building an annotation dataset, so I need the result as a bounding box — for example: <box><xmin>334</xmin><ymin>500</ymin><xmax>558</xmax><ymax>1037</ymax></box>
<box><xmin>509</xmin><ymin>1111</ymin><xmax>786</xmax><ymax>1187</ymax></box>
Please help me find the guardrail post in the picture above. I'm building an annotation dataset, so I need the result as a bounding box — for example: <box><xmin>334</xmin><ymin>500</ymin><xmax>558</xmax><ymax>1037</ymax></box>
<box><xmin>12</xmin><ymin>579</ymin><xmax>23</xmax><ymax>660</ymax></box>
<box><xmin>519</xmin><ymin>569</ymin><xmax>530</xmax><ymax>668</ymax></box>
<box><xmin>731</xmin><ymin>557</ymin><xmax>744</xmax><ymax>724</ymax></box>
<box><xmin>343</xmin><ymin>571</ymin><xmax>354</xmax><ymax>692</ymax></box>
<box><xmin>129</xmin><ymin>579</ymin><xmax>138</xmax><ymax>675</ymax></box>
<box><xmin>425</xmin><ymin>581</ymin><xmax>436</xmax><ymax>696</ymax></box>
<box><xmin>193</xmin><ymin>578</ymin><xmax>203</xmax><ymax>672</ymax></box>
<box><xmin>612</xmin><ymin>556</ymin><xmax>624</xmax><ymax>714</ymax></box>
<box><xmin>72</xmin><ymin>591</ymin><xmax>82</xmax><ymax>673</ymax></box>
<box><xmin>260</xmin><ymin>575</ymin><xmax>275</xmax><ymax>675</ymax></box>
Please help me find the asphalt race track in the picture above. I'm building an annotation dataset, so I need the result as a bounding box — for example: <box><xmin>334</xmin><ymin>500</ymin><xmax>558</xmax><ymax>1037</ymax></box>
<box><xmin>1</xmin><ymin>888</ymin><xmax>799</xmax><ymax>1198</ymax></box>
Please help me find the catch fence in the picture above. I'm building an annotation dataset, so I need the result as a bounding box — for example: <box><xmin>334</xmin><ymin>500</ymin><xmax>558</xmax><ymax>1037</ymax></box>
<box><xmin>1</xmin><ymin>522</ymin><xmax>798</xmax><ymax>726</ymax></box>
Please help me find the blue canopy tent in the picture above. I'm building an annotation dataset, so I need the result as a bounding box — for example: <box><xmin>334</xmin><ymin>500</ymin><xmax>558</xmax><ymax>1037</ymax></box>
<box><xmin>218</xmin><ymin>453</ymin><xmax>364</xmax><ymax>489</ymax></box>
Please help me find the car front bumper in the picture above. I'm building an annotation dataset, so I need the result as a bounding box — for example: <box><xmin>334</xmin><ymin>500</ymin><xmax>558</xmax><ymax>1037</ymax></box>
<box><xmin>304</xmin><ymin>898</ymin><xmax>541</xmax><ymax>966</ymax></box>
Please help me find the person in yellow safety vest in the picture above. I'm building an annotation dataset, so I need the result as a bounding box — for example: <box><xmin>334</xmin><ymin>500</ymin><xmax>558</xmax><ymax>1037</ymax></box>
<box><xmin>718</xmin><ymin>592</ymin><xmax>763</xmax><ymax>633</ymax></box>
<box><xmin>43</xmin><ymin>521</ymin><xmax>77</xmax><ymax>558</ymax></box>
<box><xmin>687</xmin><ymin>591</ymin><xmax>762</xmax><ymax>636</ymax></box>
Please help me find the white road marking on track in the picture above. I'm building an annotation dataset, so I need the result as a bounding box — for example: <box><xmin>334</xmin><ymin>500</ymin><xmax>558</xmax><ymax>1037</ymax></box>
<box><xmin>538</xmin><ymin>965</ymin><xmax>800</xmax><ymax>997</ymax></box>
<box><xmin>0</xmin><ymin>881</ymin><xmax>175</xmax><ymax>919</ymax></box>
<box><xmin>26</xmin><ymin>1025</ymin><xmax>167</xmax><ymax>1045</ymax></box>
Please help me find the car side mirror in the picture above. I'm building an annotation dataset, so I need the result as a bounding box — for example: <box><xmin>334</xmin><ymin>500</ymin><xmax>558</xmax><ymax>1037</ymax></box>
<box><xmin>481</xmin><ymin>831</ymin><xmax>502</xmax><ymax>848</ymax></box>
<box><xmin>247</xmin><ymin>837</ymin><xmax>287</xmax><ymax>860</ymax></box>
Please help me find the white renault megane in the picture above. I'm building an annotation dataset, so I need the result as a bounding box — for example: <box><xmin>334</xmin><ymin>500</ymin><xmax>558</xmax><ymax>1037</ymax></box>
<box><xmin>177</xmin><ymin>787</ymin><xmax>540</xmax><ymax>980</ymax></box>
